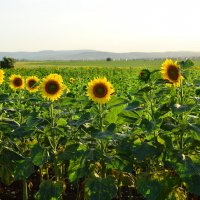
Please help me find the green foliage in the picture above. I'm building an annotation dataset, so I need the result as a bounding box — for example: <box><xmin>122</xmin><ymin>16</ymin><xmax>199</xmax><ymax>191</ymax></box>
<box><xmin>35</xmin><ymin>180</ymin><xmax>64</xmax><ymax>200</ymax></box>
<box><xmin>13</xmin><ymin>158</ymin><xmax>34</xmax><ymax>180</ymax></box>
<box><xmin>136</xmin><ymin>172</ymin><xmax>186</xmax><ymax>200</ymax></box>
<box><xmin>178</xmin><ymin>59</ymin><xmax>194</xmax><ymax>68</ymax></box>
<box><xmin>84</xmin><ymin>176</ymin><xmax>117</xmax><ymax>200</ymax></box>
<box><xmin>1</xmin><ymin>59</ymin><xmax>200</xmax><ymax>199</ymax></box>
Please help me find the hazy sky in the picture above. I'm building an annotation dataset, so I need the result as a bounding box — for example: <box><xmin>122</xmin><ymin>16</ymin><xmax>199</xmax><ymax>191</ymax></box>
<box><xmin>0</xmin><ymin>0</ymin><xmax>200</xmax><ymax>52</ymax></box>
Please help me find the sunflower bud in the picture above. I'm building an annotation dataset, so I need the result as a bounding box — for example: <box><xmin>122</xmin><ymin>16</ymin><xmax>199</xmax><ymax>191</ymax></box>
<box><xmin>195</xmin><ymin>88</ymin><xmax>200</xmax><ymax>96</ymax></box>
<box><xmin>138</xmin><ymin>69</ymin><xmax>151</xmax><ymax>83</ymax></box>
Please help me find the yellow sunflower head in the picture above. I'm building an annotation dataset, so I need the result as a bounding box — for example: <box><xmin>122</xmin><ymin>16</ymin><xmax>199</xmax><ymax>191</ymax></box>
<box><xmin>26</xmin><ymin>76</ymin><xmax>39</xmax><ymax>93</ymax></box>
<box><xmin>87</xmin><ymin>77</ymin><xmax>115</xmax><ymax>104</ymax></box>
<box><xmin>9</xmin><ymin>74</ymin><xmax>25</xmax><ymax>90</ymax></box>
<box><xmin>161</xmin><ymin>59</ymin><xmax>183</xmax><ymax>87</ymax></box>
<box><xmin>0</xmin><ymin>69</ymin><xmax>5</xmax><ymax>84</ymax></box>
<box><xmin>69</xmin><ymin>78</ymin><xmax>75</xmax><ymax>84</ymax></box>
<box><xmin>40</xmin><ymin>74</ymin><xmax>66</xmax><ymax>101</ymax></box>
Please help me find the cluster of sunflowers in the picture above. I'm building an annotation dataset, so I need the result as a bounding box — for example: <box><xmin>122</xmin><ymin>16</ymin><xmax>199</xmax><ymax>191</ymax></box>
<box><xmin>0</xmin><ymin>58</ymin><xmax>183</xmax><ymax>105</ymax></box>
<box><xmin>0</xmin><ymin>69</ymin><xmax>115</xmax><ymax>104</ymax></box>
<box><xmin>7</xmin><ymin>74</ymin><xmax>65</xmax><ymax>101</ymax></box>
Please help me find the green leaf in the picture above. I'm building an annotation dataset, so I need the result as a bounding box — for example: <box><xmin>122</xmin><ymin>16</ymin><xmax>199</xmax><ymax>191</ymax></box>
<box><xmin>59</xmin><ymin>97</ymin><xmax>76</xmax><ymax>106</ymax></box>
<box><xmin>188</xmin><ymin>123</ymin><xmax>200</xmax><ymax>137</ymax></box>
<box><xmin>68</xmin><ymin>158</ymin><xmax>88</xmax><ymax>182</ymax></box>
<box><xmin>26</xmin><ymin>112</ymin><xmax>43</xmax><ymax>128</ymax></box>
<box><xmin>133</xmin><ymin>142</ymin><xmax>158</xmax><ymax>161</ymax></box>
<box><xmin>137</xmin><ymin>86</ymin><xmax>152</xmax><ymax>93</ymax></box>
<box><xmin>125</xmin><ymin>101</ymin><xmax>141</xmax><ymax>111</ymax></box>
<box><xmin>31</xmin><ymin>144</ymin><xmax>49</xmax><ymax>167</ymax></box>
<box><xmin>13</xmin><ymin>158</ymin><xmax>34</xmax><ymax>180</ymax></box>
<box><xmin>56</xmin><ymin>118</ymin><xmax>67</xmax><ymax>126</ymax></box>
<box><xmin>0</xmin><ymin>147</ymin><xmax>24</xmax><ymax>163</ymax></box>
<box><xmin>194</xmin><ymin>79</ymin><xmax>200</xmax><ymax>86</ymax></box>
<box><xmin>155</xmin><ymin>79</ymin><xmax>171</xmax><ymax>85</ymax></box>
<box><xmin>178</xmin><ymin>59</ymin><xmax>194</xmax><ymax>68</ymax></box>
<box><xmin>136</xmin><ymin>172</ymin><xmax>183</xmax><ymax>200</ymax></box>
<box><xmin>106</xmin><ymin>123</ymin><xmax>116</xmax><ymax>133</ymax></box>
<box><xmin>0</xmin><ymin>118</ymin><xmax>20</xmax><ymax>129</ymax></box>
<box><xmin>136</xmin><ymin>175</ymin><xmax>163</xmax><ymax>200</ymax></box>
<box><xmin>0</xmin><ymin>93</ymin><xmax>9</xmax><ymax>102</ymax></box>
<box><xmin>140</xmin><ymin>118</ymin><xmax>154</xmax><ymax>132</ymax></box>
<box><xmin>85</xmin><ymin>176</ymin><xmax>117</xmax><ymax>200</ymax></box>
<box><xmin>170</xmin><ymin>156</ymin><xmax>200</xmax><ymax>180</ymax></box>
<box><xmin>186</xmin><ymin>175</ymin><xmax>200</xmax><ymax>196</ymax></box>
<box><xmin>106</xmin><ymin>96</ymin><xmax>128</xmax><ymax>109</ymax></box>
<box><xmin>160</xmin><ymin>117</ymin><xmax>177</xmax><ymax>131</ymax></box>
<box><xmin>110</xmin><ymin>156</ymin><xmax>133</xmax><ymax>172</ymax></box>
<box><xmin>0</xmin><ymin>165</ymin><xmax>14</xmax><ymax>185</ymax></box>
<box><xmin>46</xmin><ymin>127</ymin><xmax>65</xmax><ymax>137</ymax></box>
<box><xmin>118</xmin><ymin>110</ymin><xmax>140</xmax><ymax>123</ymax></box>
<box><xmin>35</xmin><ymin>180</ymin><xmax>64</xmax><ymax>200</ymax></box>
<box><xmin>58</xmin><ymin>143</ymin><xmax>80</xmax><ymax>160</ymax></box>
<box><xmin>90</xmin><ymin>123</ymin><xmax>116</xmax><ymax>140</ymax></box>
<box><xmin>105</xmin><ymin>104</ymin><xmax>125</xmax><ymax>124</ymax></box>
<box><xmin>70</xmin><ymin>112</ymin><xmax>91</xmax><ymax>127</ymax></box>
<box><xmin>11</xmin><ymin>125</ymin><xmax>35</xmax><ymax>138</ymax></box>
<box><xmin>151</xmin><ymin>69</ymin><xmax>160</xmax><ymax>74</ymax></box>
<box><xmin>159</xmin><ymin>134</ymin><xmax>173</xmax><ymax>151</ymax></box>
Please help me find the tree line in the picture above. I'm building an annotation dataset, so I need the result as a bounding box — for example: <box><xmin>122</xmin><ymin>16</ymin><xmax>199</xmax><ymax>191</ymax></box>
<box><xmin>0</xmin><ymin>57</ymin><xmax>15</xmax><ymax>69</ymax></box>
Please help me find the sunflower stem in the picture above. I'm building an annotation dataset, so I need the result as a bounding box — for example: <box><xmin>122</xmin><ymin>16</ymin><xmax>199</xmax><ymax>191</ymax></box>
<box><xmin>48</xmin><ymin>103</ymin><xmax>57</xmax><ymax>153</ymax></box>
<box><xmin>18</xmin><ymin>90</ymin><xmax>23</xmax><ymax>124</ymax></box>
<box><xmin>22</xmin><ymin>179</ymin><xmax>28</xmax><ymax>200</ymax></box>
<box><xmin>148</xmin><ymin>89</ymin><xmax>157</xmax><ymax>144</ymax></box>
<box><xmin>180</xmin><ymin>132</ymin><xmax>184</xmax><ymax>151</ymax></box>
<box><xmin>49</xmin><ymin>102</ymin><xmax>60</xmax><ymax>181</ymax></box>
<box><xmin>180</xmin><ymin>79</ymin><xmax>184</xmax><ymax>105</ymax></box>
<box><xmin>50</xmin><ymin>102</ymin><xmax>55</xmax><ymax>128</ymax></box>
<box><xmin>98</xmin><ymin>103</ymin><xmax>107</xmax><ymax>178</ymax></box>
<box><xmin>98</xmin><ymin>103</ymin><xmax>103</xmax><ymax>132</ymax></box>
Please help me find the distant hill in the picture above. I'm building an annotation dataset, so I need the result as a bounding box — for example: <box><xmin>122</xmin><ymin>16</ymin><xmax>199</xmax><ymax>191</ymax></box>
<box><xmin>1</xmin><ymin>50</ymin><xmax>200</xmax><ymax>61</ymax></box>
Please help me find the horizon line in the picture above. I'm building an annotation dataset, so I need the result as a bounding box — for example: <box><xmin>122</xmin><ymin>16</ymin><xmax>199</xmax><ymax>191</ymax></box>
<box><xmin>1</xmin><ymin>49</ymin><xmax>200</xmax><ymax>53</ymax></box>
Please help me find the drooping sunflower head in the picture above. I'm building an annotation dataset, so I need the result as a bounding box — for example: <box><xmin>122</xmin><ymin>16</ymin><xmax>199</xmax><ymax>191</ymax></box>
<box><xmin>26</xmin><ymin>76</ymin><xmax>39</xmax><ymax>93</ymax></box>
<box><xmin>87</xmin><ymin>77</ymin><xmax>114</xmax><ymax>104</ymax></box>
<box><xmin>9</xmin><ymin>74</ymin><xmax>25</xmax><ymax>90</ymax></box>
<box><xmin>0</xmin><ymin>69</ymin><xmax>5</xmax><ymax>84</ymax></box>
<box><xmin>40</xmin><ymin>74</ymin><xmax>65</xmax><ymax>101</ymax></box>
<box><xmin>161</xmin><ymin>59</ymin><xmax>183</xmax><ymax>87</ymax></box>
<box><xmin>138</xmin><ymin>69</ymin><xmax>151</xmax><ymax>82</ymax></box>
<box><xmin>69</xmin><ymin>78</ymin><xmax>75</xmax><ymax>84</ymax></box>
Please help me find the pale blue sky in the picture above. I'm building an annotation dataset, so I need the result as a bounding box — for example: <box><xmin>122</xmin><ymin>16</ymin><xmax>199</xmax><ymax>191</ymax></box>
<box><xmin>0</xmin><ymin>0</ymin><xmax>200</xmax><ymax>52</ymax></box>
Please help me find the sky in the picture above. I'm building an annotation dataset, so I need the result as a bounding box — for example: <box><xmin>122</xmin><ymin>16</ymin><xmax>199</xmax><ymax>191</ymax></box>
<box><xmin>0</xmin><ymin>0</ymin><xmax>200</xmax><ymax>52</ymax></box>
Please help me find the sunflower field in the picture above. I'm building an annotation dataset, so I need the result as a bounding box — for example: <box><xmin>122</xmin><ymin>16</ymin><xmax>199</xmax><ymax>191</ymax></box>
<box><xmin>0</xmin><ymin>59</ymin><xmax>200</xmax><ymax>200</ymax></box>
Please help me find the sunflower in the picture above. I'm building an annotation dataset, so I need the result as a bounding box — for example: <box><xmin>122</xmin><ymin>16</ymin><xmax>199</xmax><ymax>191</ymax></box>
<box><xmin>9</xmin><ymin>74</ymin><xmax>25</xmax><ymax>90</ymax></box>
<box><xmin>0</xmin><ymin>69</ymin><xmax>5</xmax><ymax>84</ymax></box>
<box><xmin>69</xmin><ymin>78</ymin><xmax>75</xmax><ymax>84</ymax></box>
<box><xmin>87</xmin><ymin>77</ymin><xmax>114</xmax><ymax>104</ymax></box>
<box><xmin>161</xmin><ymin>59</ymin><xmax>183</xmax><ymax>87</ymax></box>
<box><xmin>26</xmin><ymin>76</ymin><xmax>39</xmax><ymax>92</ymax></box>
<box><xmin>40</xmin><ymin>74</ymin><xmax>66</xmax><ymax>101</ymax></box>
